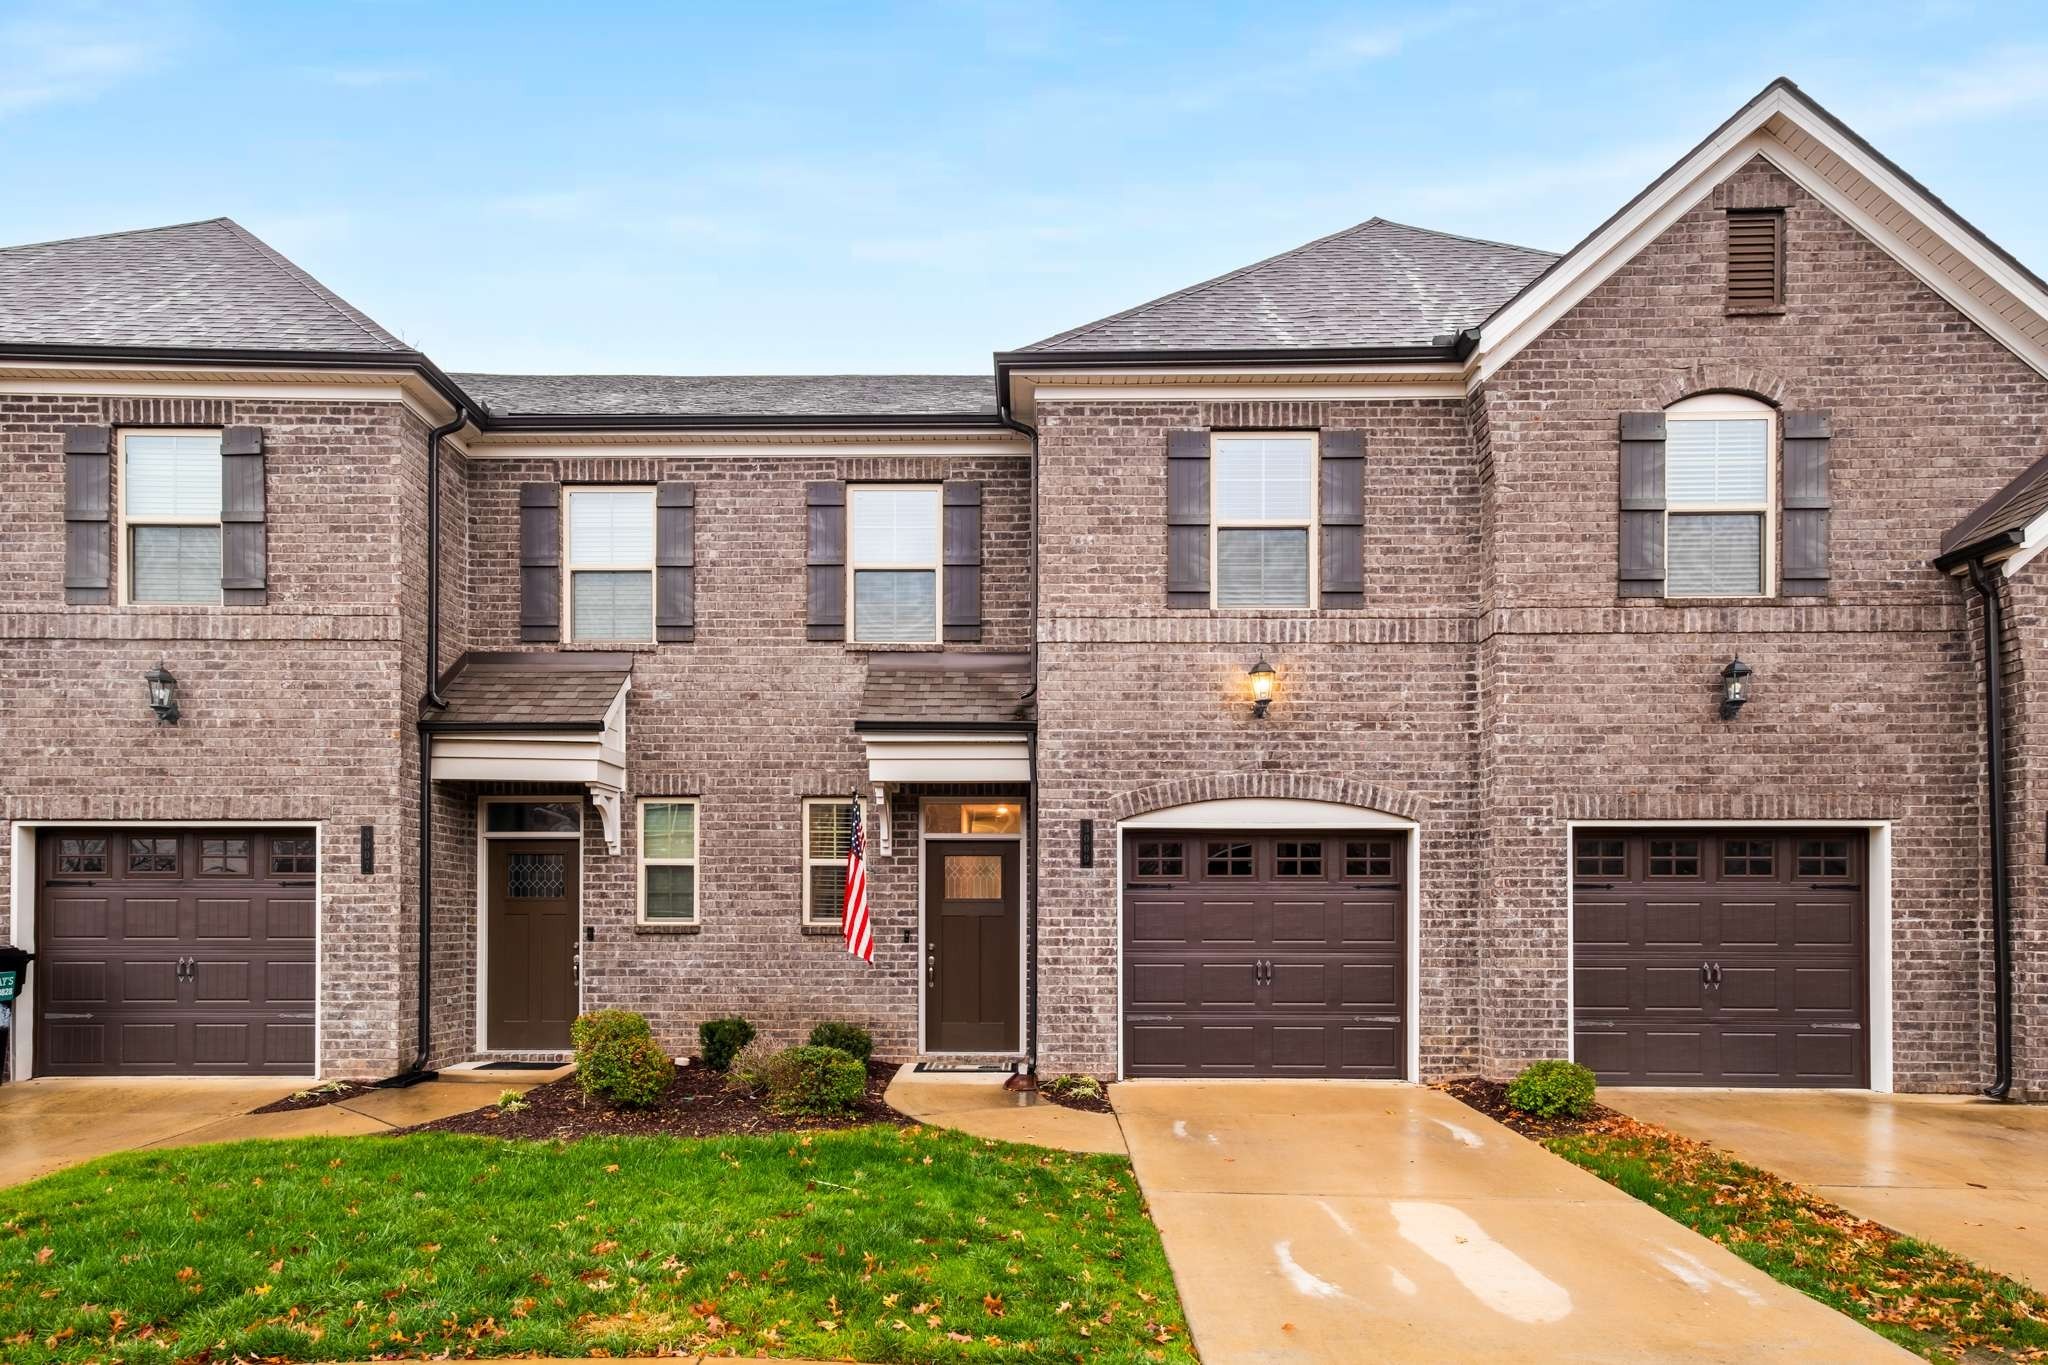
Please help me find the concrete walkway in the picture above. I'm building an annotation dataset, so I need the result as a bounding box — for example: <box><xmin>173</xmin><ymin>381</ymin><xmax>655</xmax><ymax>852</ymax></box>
<box><xmin>1610</xmin><ymin>1089</ymin><xmax>2048</xmax><ymax>1291</ymax></box>
<box><xmin>1116</xmin><ymin>1081</ymin><xmax>1906</xmax><ymax>1364</ymax></box>
<box><xmin>883</xmin><ymin>1065</ymin><xmax>1126</xmax><ymax>1153</ymax></box>
<box><xmin>0</xmin><ymin>1075</ymin><xmax>517</xmax><ymax>1187</ymax></box>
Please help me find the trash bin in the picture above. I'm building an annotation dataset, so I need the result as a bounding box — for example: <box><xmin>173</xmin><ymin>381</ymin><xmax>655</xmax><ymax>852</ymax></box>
<box><xmin>0</xmin><ymin>945</ymin><xmax>32</xmax><ymax>1085</ymax></box>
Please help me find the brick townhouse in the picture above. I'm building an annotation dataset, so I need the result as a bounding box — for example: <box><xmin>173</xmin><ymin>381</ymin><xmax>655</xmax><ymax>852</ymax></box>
<box><xmin>2</xmin><ymin>77</ymin><xmax>2044</xmax><ymax>1097</ymax></box>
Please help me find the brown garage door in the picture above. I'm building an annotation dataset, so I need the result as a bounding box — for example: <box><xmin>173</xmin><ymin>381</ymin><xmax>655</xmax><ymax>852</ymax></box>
<box><xmin>1122</xmin><ymin>830</ymin><xmax>1405</xmax><ymax>1078</ymax></box>
<box><xmin>1572</xmin><ymin>829</ymin><xmax>1868</xmax><ymax>1087</ymax></box>
<box><xmin>35</xmin><ymin>829</ymin><xmax>317</xmax><ymax>1075</ymax></box>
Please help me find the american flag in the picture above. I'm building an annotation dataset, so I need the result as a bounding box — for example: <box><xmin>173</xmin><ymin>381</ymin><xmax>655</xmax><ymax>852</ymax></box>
<box><xmin>842</xmin><ymin>793</ymin><xmax>873</xmax><ymax>963</ymax></box>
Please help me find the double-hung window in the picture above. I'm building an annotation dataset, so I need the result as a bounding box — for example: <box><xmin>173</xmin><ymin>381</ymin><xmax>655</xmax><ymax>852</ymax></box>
<box><xmin>848</xmin><ymin>485</ymin><xmax>941</xmax><ymax>643</ymax></box>
<box><xmin>1212</xmin><ymin>434</ymin><xmax>1315</xmax><ymax>607</ymax></box>
<box><xmin>638</xmin><ymin>798</ymin><xmax>698</xmax><ymax>924</ymax></box>
<box><xmin>123</xmin><ymin>431</ymin><xmax>222</xmax><ymax>604</ymax></box>
<box><xmin>566</xmin><ymin>487</ymin><xmax>655</xmax><ymax>641</ymax></box>
<box><xmin>802</xmin><ymin>798</ymin><xmax>856</xmax><ymax>925</ymax></box>
<box><xmin>1664</xmin><ymin>395</ymin><xmax>1774</xmax><ymax>597</ymax></box>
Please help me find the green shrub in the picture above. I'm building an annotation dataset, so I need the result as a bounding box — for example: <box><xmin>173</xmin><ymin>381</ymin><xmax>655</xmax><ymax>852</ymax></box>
<box><xmin>1505</xmin><ymin>1059</ymin><xmax>1597</xmax><ymax>1119</ymax></box>
<box><xmin>806</xmin><ymin>1021</ymin><xmax>874</xmax><ymax>1065</ymax></box>
<box><xmin>495</xmin><ymin>1088</ymin><xmax>527</xmax><ymax>1114</ymax></box>
<box><xmin>724</xmin><ymin>1037</ymin><xmax>774</xmax><ymax>1094</ymax></box>
<box><xmin>698</xmin><ymin>1016</ymin><xmax>756</xmax><ymax>1072</ymax></box>
<box><xmin>1043</xmin><ymin>1073</ymin><xmax>1104</xmax><ymax>1101</ymax></box>
<box><xmin>764</xmin><ymin>1044</ymin><xmax>867</xmax><ymax>1116</ymax></box>
<box><xmin>580</xmin><ymin>1034</ymin><xmax>674</xmax><ymax>1108</ymax></box>
<box><xmin>571</xmin><ymin>1009</ymin><xmax>652</xmax><ymax>1055</ymax></box>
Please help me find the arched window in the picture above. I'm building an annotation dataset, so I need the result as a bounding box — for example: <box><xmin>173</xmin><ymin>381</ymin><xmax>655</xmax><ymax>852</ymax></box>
<box><xmin>1662</xmin><ymin>393</ymin><xmax>1775</xmax><ymax>597</ymax></box>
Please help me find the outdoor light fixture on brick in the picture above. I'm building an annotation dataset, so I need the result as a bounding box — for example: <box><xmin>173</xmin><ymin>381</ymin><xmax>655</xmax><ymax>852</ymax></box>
<box><xmin>144</xmin><ymin>661</ymin><xmax>180</xmax><ymax>724</ymax></box>
<box><xmin>1720</xmin><ymin>656</ymin><xmax>1752</xmax><ymax>720</ymax></box>
<box><xmin>1249</xmin><ymin>658</ymin><xmax>1277</xmax><ymax>719</ymax></box>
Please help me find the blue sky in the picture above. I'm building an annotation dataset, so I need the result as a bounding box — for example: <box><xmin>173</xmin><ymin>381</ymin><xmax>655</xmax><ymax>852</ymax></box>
<box><xmin>4</xmin><ymin>1</ymin><xmax>2047</xmax><ymax>375</ymax></box>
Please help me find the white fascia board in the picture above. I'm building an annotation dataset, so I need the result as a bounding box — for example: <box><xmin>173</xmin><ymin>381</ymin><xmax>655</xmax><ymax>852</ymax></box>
<box><xmin>0</xmin><ymin>364</ymin><xmax>467</xmax><ymax>434</ymax></box>
<box><xmin>465</xmin><ymin>435</ymin><xmax>1030</xmax><ymax>459</ymax></box>
<box><xmin>2001</xmin><ymin>511</ymin><xmax>2048</xmax><ymax>578</ymax></box>
<box><xmin>863</xmin><ymin>731</ymin><xmax>1031</xmax><ymax>784</ymax></box>
<box><xmin>1472</xmin><ymin>87</ymin><xmax>2048</xmax><ymax>386</ymax></box>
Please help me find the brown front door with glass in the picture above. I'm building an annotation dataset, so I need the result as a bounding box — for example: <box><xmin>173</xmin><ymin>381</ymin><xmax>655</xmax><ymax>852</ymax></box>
<box><xmin>486</xmin><ymin>840</ymin><xmax>578</xmax><ymax>1051</ymax></box>
<box><xmin>923</xmin><ymin>841</ymin><xmax>1020</xmax><ymax>1053</ymax></box>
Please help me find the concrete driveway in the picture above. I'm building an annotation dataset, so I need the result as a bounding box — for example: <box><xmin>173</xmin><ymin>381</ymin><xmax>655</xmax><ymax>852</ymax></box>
<box><xmin>0</xmin><ymin>1076</ymin><xmax>515</xmax><ymax>1187</ymax></box>
<box><xmin>1610</xmin><ymin>1089</ymin><xmax>2048</xmax><ymax>1291</ymax></box>
<box><xmin>1114</xmin><ymin>1081</ymin><xmax>1905</xmax><ymax>1364</ymax></box>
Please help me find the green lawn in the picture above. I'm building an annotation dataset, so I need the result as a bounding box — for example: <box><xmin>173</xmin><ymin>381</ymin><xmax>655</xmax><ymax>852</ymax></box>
<box><xmin>0</xmin><ymin>1125</ymin><xmax>1194</xmax><ymax>1364</ymax></box>
<box><xmin>1549</xmin><ymin>1123</ymin><xmax>2048</xmax><ymax>1363</ymax></box>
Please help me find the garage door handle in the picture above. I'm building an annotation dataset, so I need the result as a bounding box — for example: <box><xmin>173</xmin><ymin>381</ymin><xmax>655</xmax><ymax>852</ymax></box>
<box><xmin>1808</xmin><ymin>883</ymin><xmax>1858</xmax><ymax>890</ymax></box>
<box><xmin>1575</xmin><ymin>882</ymin><xmax>1614</xmax><ymax>890</ymax></box>
<box><xmin>1124</xmin><ymin>883</ymin><xmax>1172</xmax><ymax>891</ymax></box>
<box><xmin>1126</xmin><ymin>1015</ymin><xmax>1176</xmax><ymax>1023</ymax></box>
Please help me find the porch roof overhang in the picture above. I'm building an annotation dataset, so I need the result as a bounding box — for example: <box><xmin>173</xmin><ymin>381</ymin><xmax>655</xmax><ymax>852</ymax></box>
<box><xmin>423</xmin><ymin>651</ymin><xmax>633</xmax><ymax>851</ymax></box>
<box><xmin>855</xmin><ymin>651</ymin><xmax>1034</xmax><ymax>784</ymax></box>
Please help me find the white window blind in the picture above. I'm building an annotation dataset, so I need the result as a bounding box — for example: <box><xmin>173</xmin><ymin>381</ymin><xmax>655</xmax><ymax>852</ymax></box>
<box><xmin>125</xmin><ymin>434</ymin><xmax>222</xmax><ymax>519</ymax></box>
<box><xmin>850</xmin><ymin>487</ymin><xmax>939</xmax><ymax>563</ymax></box>
<box><xmin>1213</xmin><ymin>437</ymin><xmax>1313</xmax><ymax>521</ymax></box>
<box><xmin>1216</xmin><ymin>529</ymin><xmax>1311</xmax><ymax>607</ymax></box>
<box><xmin>848</xmin><ymin>486</ymin><xmax>940</xmax><ymax>641</ymax></box>
<box><xmin>1668</xmin><ymin>515</ymin><xmax>1764</xmax><ymax>596</ymax></box>
<box><xmin>567</xmin><ymin>489</ymin><xmax>654</xmax><ymax>563</ymax></box>
<box><xmin>131</xmin><ymin>525</ymin><xmax>222</xmax><ymax>603</ymax></box>
<box><xmin>566</xmin><ymin>488</ymin><xmax>655</xmax><ymax>641</ymax></box>
<box><xmin>640</xmin><ymin>800</ymin><xmax>698</xmax><ymax>923</ymax></box>
<box><xmin>1667</xmin><ymin>419</ymin><xmax>1767</xmax><ymax>503</ymax></box>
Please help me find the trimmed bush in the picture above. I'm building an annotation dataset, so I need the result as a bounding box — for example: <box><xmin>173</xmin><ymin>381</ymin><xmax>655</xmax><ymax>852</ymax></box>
<box><xmin>580</xmin><ymin>1034</ymin><xmax>673</xmax><ymax>1108</ymax></box>
<box><xmin>570</xmin><ymin>1008</ymin><xmax>651</xmax><ymax>1055</ymax></box>
<box><xmin>1043</xmin><ymin>1073</ymin><xmax>1104</xmax><ymax>1101</ymax></box>
<box><xmin>807</xmin><ymin>1021</ymin><xmax>874</xmax><ymax>1065</ymax></box>
<box><xmin>698</xmin><ymin>1016</ymin><xmax>756</xmax><ymax>1072</ymax></box>
<box><xmin>724</xmin><ymin>1037</ymin><xmax>774</xmax><ymax>1094</ymax></box>
<box><xmin>765</xmin><ymin>1044</ymin><xmax>867</xmax><ymax>1116</ymax></box>
<box><xmin>1505</xmin><ymin>1059</ymin><xmax>1597</xmax><ymax>1120</ymax></box>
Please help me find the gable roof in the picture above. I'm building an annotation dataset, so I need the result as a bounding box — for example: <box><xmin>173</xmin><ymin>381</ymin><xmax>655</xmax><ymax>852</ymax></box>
<box><xmin>1473</xmin><ymin>78</ymin><xmax>2048</xmax><ymax>385</ymax></box>
<box><xmin>0</xmin><ymin>217</ymin><xmax>411</xmax><ymax>354</ymax></box>
<box><xmin>1938</xmin><ymin>449</ymin><xmax>2048</xmax><ymax>568</ymax></box>
<box><xmin>1018</xmin><ymin>218</ymin><xmax>1557</xmax><ymax>353</ymax></box>
<box><xmin>422</xmin><ymin>651</ymin><xmax>633</xmax><ymax>731</ymax></box>
<box><xmin>454</xmin><ymin>372</ymin><xmax>996</xmax><ymax>420</ymax></box>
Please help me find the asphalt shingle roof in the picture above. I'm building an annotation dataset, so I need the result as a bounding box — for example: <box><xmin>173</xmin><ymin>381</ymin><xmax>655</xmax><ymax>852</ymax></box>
<box><xmin>1019</xmin><ymin>218</ymin><xmax>1558</xmax><ymax>353</ymax></box>
<box><xmin>857</xmin><ymin>652</ymin><xmax>1035</xmax><ymax>729</ymax></box>
<box><xmin>452</xmin><ymin>372</ymin><xmax>996</xmax><ymax>419</ymax></box>
<box><xmin>424</xmin><ymin>652</ymin><xmax>633</xmax><ymax>730</ymax></box>
<box><xmin>0</xmin><ymin>217</ymin><xmax>410</xmax><ymax>354</ymax></box>
<box><xmin>1942</xmin><ymin>449</ymin><xmax>2048</xmax><ymax>561</ymax></box>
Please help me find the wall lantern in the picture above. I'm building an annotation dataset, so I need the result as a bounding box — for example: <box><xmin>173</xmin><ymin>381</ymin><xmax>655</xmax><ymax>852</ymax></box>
<box><xmin>1248</xmin><ymin>658</ymin><xmax>1278</xmax><ymax>719</ymax></box>
<box><xmin>144</xmin><ymin>661</ymin><xmax>180</xmax><ymax>725</ymax></box>
<box><xmin>1719</xmin><ymin>656</ymin><xmax>1752</xmax><ymax>720</ymax></box>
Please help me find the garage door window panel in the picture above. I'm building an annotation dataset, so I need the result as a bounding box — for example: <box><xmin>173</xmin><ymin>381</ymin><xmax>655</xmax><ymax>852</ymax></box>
<box><xmin>127</xmin><ymin>837</ymin><xmax>178</xmax><ymax>875</ymax></box>
<box><xmin>1345</xmin><ymin>839</ymin><xmax>1397</xmax><ymax>880</ymax></box>
<box><xmin>1722</xmin><ymin>838</ymin><xmax>1775</xmax><ymax>877</ymax></box>
<box><xmin>200</xmin><ymin>838</ymin><xmax>250</xmax><ymax>876</ymax></box>
<box><xmin>56</xmin><ymin>837</ymin><xmax>107</xmax><ymax>875</ymax></box>
<box><xmin>1204</xmin><ymin>840</ymin><xmax>1254</xmax><ymax>877</ymax></box>
<box><xmin>1797</xmin><ymin>839</ymin><xmax>1853</xmax><ymax>879</ymax></box>
<box><xmin>1275</xmin><ymin>840</ymin><xmax>1323</xmax><ymax>877</ymax></box>
<box><xmin>1647</xmin><ymin>838</ymin><xmax>1701</xmax><ymax>877</ymax></box>
<box><xmin>268</xmin><ymin>836</ymin><xmax>315</xmax><ymax>877</ymax></box>
<box><xmin>1133</xmin><ymin>839</ymin><xmax>1183</xmax><ymax>879</ymax></box>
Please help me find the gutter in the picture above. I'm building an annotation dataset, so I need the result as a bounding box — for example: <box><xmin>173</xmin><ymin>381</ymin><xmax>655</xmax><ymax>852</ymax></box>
<box><xmin>384</xmin><ymin>403</ymin><xmax>468</xmax><ymax>1089</ymax></box>
<box><xmin>995</xmin><ymin>394</ymin><xmax>1043</xmax><ymax>1093</ymax></box>
<box><xmin>1966</xmin><ymin>558</ymin><xmax>2016</xmax><ymax>1100</ymax></box>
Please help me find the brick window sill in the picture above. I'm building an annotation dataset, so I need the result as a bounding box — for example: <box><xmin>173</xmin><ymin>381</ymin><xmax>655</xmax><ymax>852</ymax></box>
<box><xmin>800</xmin><ymin>922</ymin><xmax>846</xmax><ymax>937</ymax></box>
<box><xmin>634</xmin><ymin>921</ymin><xmax>701</xmax><ymax>935</ymax></box>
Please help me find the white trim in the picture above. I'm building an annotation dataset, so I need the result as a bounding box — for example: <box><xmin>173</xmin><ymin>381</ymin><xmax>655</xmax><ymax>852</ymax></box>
<box><xmin>635</xmin><ymin>796</ymin><xmax>700</xmax><ymax>927</ymax></box>
<box><xmin>1114</xmin><ymin>797</ymin><xmax>1421</xmax><ymax>1084</ymax></box>
<box><xmin>1033</xmin><ymin>381</ymin><xmax>1467</xmax><ymax>403</ymax></box>
<box><xmin>475</xmin><ymin>797</ymin><xmax>585</xmax><ymax>1054</ymax></box>
<box><xmin>801</xmin><ymin>796</ymin><xmax>854</xmax><ymax>929</ymax></box>
<box><xmin>8</xmin><ymin>819</ymin><xmax>322</xmax><ymax>1083</ymax></box>
<box><xmin>1999</xmin><ymin>509</ymin><xmax>2048</xmax><ymax>578</ymax></box>
<box><xmin>466</xmin><ymin>436</ymin><xmax>1029</xmax><ymax>458</ymax></box>
<box><xmin>916</xmin><ymin>795</ymin><xmax>1029</xmax><ymax>1057</ymax></box>
<box><xmin>1564</xmin><ymin>819</ymin><xmax>1894</xmax><ymax>1093</ymax></box>
<box><xmin>1475</xmin><ymin>86</ymin><xmax>2048</xmax><ymax>384</ymax></box>
<box><xmin>862</xmin><ymin>731</ymin><xmax>1031</xmax><ymax>784</ymax></box>
<box><xmin>0</xmin><ymin>369</ymin><xmax>465</xmax><ymax>433</ymax></box>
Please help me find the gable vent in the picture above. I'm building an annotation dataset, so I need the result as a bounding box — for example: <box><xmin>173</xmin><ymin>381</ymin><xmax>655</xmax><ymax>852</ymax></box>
<box><xmin>1727</xmin><ymin>210</ymin><xmax>1784</xmax><ymax>312</ymax></box>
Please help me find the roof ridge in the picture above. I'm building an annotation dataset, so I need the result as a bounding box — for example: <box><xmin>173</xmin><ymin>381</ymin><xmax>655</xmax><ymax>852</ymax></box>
<box><xmin>211</xmin><ymin>218</ymin><xmax>406</xmax><ymax>352</ymax></box>
<box><xmin>0</xmin><ymin>215</ymin><xmax>238</xmax><ymax>255</ymax></box>
<box><xmin>1366</xmin><ymin>217</ymin><xmax>1560</xmax><ymax>259</ymax></box>
<box><xmin>1025</xmin><ymin>216</ymin><xmax>1408</xmax><ymax>350</ymax></box>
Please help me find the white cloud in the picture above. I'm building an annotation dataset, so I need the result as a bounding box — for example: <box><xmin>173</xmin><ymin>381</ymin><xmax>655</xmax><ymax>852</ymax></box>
<box><xmin>305</xmin><ymin>63</ymin><xmax>433</xmax><ymax>89</ymax></box>
<box><xmin>0</xmin><ymin>4</ymin><xmax>169</xmax><ymax>115</ymax></box>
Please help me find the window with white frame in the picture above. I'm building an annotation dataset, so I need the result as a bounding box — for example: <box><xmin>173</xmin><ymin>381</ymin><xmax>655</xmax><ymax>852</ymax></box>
<box><xmin>1212</xmin><ymin>434</ymin><xmax>1315</xmax><ymax>607</ymax></box>
<box><xmin>848</xmin><ymin>485</ymin><xmax>940</xmax><ymax>642</ymax></box>
<box><xmin>638</xmin><ymin>798</ymin><xmax>698</xmax><ymax>923</ymax></box>
<box><xmin>1665</xmin><ymin>395</ymin><xmax>1774</xmax><ymax>597</ymax></box>
<box><xmin>123</xmin><ymin>431</ymin><xmax>223</xmax><ymax>604</ymax></box>
<box><xmin>566</xmin><ymin>487</ymin><xmax>656</xmax><ymax>641</ymax></box>
<box><xmin>803</xmin><ymin>797</ymin><xmax>856</xmax><ymax>925</ymax></box>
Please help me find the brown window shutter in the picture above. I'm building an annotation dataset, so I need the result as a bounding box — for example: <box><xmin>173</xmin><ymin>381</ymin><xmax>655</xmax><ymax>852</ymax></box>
<box><xmin>656</xmin><ymin>482</ymin><xmax>695</xmax><ymax>642</ymax></box>
<box><xmin>1781</xmin><ymin>411</ymin><xmax>1832</xmax><ymax>596</ymax></box>
<box><xmin>943</xmin><ymin>480</ymin><xmax>982</xmax><ymax>642</ymax></box>
<box><xmin>1618</xmin><ymin>412</ymin><xmax>1667</xmax><ymax>597</ymax></box>
<box><xmin>1318</xmin><ymin>430</ymin><xmax>1365</xmax><ymax>608</ymax></box>
<box><xmin>518</xmin><ymin>482</ymin><xmax>561</xmax><ymax>642</ymax></box>
<box><xmin>220</xmin><ymin>426</ymin><xmax>267</xmax><ymax>605</ymax></box>
<box><xmin>1166</xmin><ymin>429</ymin><xmax>1210</xmax><ymax>608</ymax></box>
<box><xmin>805</xmin><ymin>481</ymin><xmax>846</xmax><ymax>641</ymax></box>
<box><xmin>1727</xmin><ymin>210</ymin><xmax>1784</xmax><ymax>311</ymax></box>
<box><xmin>62</xmin><ymin>425</ymin><xmax>112</xmax><ymax>605</ymax></box>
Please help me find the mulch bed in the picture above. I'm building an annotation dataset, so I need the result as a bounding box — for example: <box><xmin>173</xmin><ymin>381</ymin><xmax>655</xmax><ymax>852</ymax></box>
<box><xmin>1435</xmin><ymin>1075</ymin><xmax>1621</xmax><ymax>1139</ymax></box>
<box><xmin>1038</xmin><ymin>1082</ymin><xmax>1115</xmax><ymax>1115</ymax></box>
<box><xmin>393</xmin><ymin>1057</ymin><xmax>912</xmax><ymax>1140</ymax></box>
<box><xmin>251</xmin><ymin>1080</ymin><xmax>376</xmax><ymax>1113</ymax></box>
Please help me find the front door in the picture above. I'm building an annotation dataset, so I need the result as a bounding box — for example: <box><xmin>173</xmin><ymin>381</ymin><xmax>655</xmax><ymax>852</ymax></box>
<box><xmin>486</xmin><ymin>840</ymin><xmax>578</xmax><ymax>1051</ymax></box>
<box><xmin>923</xmin><ymin>841</ymin><xmax>1020</xmax><ymax>1052</ymax></box>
